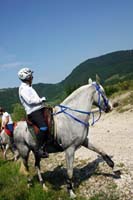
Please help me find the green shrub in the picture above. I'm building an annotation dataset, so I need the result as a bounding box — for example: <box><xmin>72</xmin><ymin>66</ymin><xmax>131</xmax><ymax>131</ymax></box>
<box><xmin>105</xmin><ymin>86</ymin><xmax>119</xmax><ymax>96</ymax></box>
<box><xmin>11</xmin><ymin>103</ymin><xmax>26</xmax><ymax>121</ymax></box>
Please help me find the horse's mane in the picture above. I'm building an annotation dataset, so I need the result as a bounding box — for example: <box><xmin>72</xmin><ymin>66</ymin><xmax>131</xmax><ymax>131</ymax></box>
<box><xmin>62</xmin><ymin>84</ymin><xmax>91</xmax><ymax>105</ymax></box>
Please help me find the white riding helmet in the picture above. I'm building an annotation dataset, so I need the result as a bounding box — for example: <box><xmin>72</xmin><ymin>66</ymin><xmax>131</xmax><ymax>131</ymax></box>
<box><xmin>18</xmin><ymin>68</ymin><xmax>33</xmax><ymax>81</ymax></box>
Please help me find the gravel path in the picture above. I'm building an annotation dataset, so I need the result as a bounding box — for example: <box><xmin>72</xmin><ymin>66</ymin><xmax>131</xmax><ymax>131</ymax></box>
<box><xmin>76</xmin><ymin>109</ymin><xmax>133</xmax><ymax>172</ymax></box>
<box><xmin>75</xmin><ymin>109</ymin><xmax>133</xmax><ymax>199</ymax></box>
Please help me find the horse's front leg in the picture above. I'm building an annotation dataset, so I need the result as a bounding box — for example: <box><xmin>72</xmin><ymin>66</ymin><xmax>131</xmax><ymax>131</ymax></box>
<box><xmin>82</xmin><ymin>138</ymin><xmax>114</xmax><ymax>168</ymax></box>
<box><xmin>65</xmin><ymin>146</ymin><xmax>76</xmax><ymax>198</ymax></box>
<box><xmin>34</xmin><ymin>153</ymin><xmax>48</xmax><ymax>191</ymax></box>
<box><xmin>82</xmin><ymin>138</ymin><xmax>121</xmax><ymax>177</ymax></box>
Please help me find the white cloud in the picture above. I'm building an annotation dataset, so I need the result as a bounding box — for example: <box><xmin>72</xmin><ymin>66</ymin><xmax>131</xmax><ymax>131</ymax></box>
<box><xmin>0</xmin><ymin>62</ymin><xmax>23</xmax><ymax>69</ymax></box>
<box><xmin>0</xmin><ymin>61</ymin><xmax>32</xmax><ymax>70</ymax></box>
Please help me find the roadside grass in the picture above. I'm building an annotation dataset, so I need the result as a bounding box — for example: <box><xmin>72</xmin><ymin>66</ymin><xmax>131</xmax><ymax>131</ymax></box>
<box><xmin>0</xmin><ymin>157</ymin><xmax>87</xmax><ymax>200</ymax></box>
<box><xmin>0</xmin><ymin>156</ymin><xmax>121</xmax><ymax>200</ymax></box>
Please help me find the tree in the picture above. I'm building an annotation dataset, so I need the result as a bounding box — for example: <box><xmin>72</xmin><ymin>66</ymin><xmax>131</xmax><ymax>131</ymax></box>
<box><xmin>12</xmin><ymin>103</ymin><xmax>26</xmax><ymax>121</ymax></box>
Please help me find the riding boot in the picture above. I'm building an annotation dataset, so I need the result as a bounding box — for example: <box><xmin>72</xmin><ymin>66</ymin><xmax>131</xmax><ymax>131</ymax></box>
<box><xmin>36</xmin><ymin>131</ymin><xmax>49</xmax><ymax>158</ymax></box>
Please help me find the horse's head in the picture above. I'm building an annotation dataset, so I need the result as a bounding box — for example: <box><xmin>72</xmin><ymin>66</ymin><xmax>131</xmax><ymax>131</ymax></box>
<box><xmin>89</xmin><ymin>77</ymin><xmax>112</xmax><ymax>113</ymax></box>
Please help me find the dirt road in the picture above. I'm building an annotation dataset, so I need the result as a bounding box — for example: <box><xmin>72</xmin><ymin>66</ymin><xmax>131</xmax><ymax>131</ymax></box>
<box><xmin>75</xmin><ymin>109</ymin><xmax>133</xmax><ymax>199</ymax></box>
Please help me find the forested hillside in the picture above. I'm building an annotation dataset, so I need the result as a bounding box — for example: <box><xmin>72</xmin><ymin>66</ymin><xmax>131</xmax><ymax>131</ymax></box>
<box><xmin>0</xmin><ymin>50</ymin><xmax>133</xmax><ymax>112</ymax></box>
<box><xmin>62</xmin><ymin>50</ymin><xmax>133</xmax><ymax>87</ymax></box>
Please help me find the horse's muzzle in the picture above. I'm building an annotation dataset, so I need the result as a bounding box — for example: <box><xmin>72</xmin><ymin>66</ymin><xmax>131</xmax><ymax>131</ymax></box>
<box><xmin>105</xmin><ymin>103</ymin><xmax>113</xmax><ymax>113</ymax></box>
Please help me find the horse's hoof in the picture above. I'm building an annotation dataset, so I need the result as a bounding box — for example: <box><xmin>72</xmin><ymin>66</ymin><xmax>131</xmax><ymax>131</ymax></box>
<box><xmin>43</xmin><ymin>184</ymin><xmax>48</xmax><ymax>192</ymax></box>
<box><xmin>113</xmin><ymin>170</ymin><xmax>121</xmax><ymax>178</ymax></box>
<box><xmin>27</xmin><ymin>182</ymin><xmax>33</xmax><ymax>188</ymax></box>
<box><xmin>69</xmin><ymin>190</ymin><xmax>76</xmax><ymax>199</ymax></box>
<box><xmin>27</xmin><ymin>178</ymin><xmax>33</xmax><ymax>188</ymax></box>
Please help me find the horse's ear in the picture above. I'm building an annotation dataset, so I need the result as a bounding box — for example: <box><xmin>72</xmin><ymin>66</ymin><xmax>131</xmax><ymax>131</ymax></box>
<box><xmin>88</xmin><ymin>78</ymin><xmax>93</xmax><ymax>84</ymax></box>
<box><xmin>96</xmin><ymin>74</ymin><xmax>100</xmax><ymax>84</ymax></box>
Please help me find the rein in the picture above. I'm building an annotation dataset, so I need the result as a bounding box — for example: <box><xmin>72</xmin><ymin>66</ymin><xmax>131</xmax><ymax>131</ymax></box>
<box><xmin>53</xmin><ymin>105</ymin><xmax>101</xmax><ymax>127</ymax></box>
<box><xmin>53</xmin><ymin>83</ymin><xmax>109</xmax><ymax>128</ymax></box>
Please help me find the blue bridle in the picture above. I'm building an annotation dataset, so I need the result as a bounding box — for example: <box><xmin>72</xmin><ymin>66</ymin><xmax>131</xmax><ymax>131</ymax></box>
<box><xmin>92</xmin><ymin>83</ymin><xmax>109</xmax><ymax>111</ymax></box>
<box><xmin>53</xmin><ymin>83</ymin><xmax>109</xmax><ymax>127</ymax></box>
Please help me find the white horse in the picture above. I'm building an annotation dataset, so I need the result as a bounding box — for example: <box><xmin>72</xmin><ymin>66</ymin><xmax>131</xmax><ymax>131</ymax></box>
<box><xmin>0</xmin><ymin>129</ymin><xmax>19</xmax><ymax>160</ymax></box>
<box><xmin>13</xmin><ymin>78</ymin><xmax>116</xmax><ymax>198</ymax></box>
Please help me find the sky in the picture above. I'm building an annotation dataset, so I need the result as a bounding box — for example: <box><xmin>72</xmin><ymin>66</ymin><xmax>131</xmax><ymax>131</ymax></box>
<box><xmin>0</xmin><ymin>0</ymin><xmax>133</xmax><ymax>89</ymax></box>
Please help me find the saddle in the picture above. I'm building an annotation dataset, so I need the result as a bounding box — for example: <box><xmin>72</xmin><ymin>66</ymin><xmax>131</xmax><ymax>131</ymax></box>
<box><xmin>4</xmin><ymin>123</ymin><xmax>17</xmax><ymax>137</ymax></box>
<box><xmin>27</xmin><ymin>107</ymin><xmax>53</xmax><ymax>134</ymax></box>
<box><xmin>27</xmin><ymin>107</ymin><xmax>63</xmax><ymax>152</ymax></box>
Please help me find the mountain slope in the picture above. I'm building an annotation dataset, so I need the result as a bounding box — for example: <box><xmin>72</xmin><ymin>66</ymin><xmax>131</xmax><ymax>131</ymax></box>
<box><xmin>62</xmin><ymin>50</ymin><xmax>133</xmax><ymax>87</ymax></box>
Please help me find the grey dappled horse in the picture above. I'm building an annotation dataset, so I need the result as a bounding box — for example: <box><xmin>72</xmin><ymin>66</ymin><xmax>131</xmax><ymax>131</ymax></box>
<box><xmin>13</xmin><ymin>78</ymin><xmax>115</xmax><ymax>198</ymax></box>
<box><xmin>0</xmin><ymin>129</ymin><xmax>19</xmax><ymax>160</ymax></box>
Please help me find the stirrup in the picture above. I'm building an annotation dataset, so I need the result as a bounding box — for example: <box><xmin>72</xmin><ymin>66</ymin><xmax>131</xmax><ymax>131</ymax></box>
<box><xmin>37</xmin><ymin>147</ymin><xmax>49</xmax><ymax>158</ymax></box>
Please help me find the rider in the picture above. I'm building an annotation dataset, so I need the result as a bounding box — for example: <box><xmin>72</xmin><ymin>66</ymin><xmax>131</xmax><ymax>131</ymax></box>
<box><xmin>18</xmin><ymin>67</ymin><xmax>49</xmax><ymax>158</ymax></box>
<box><xmin>0</xmin><ymin>107</ymin><xmax>16</xmax><ymax>152</ymax></box>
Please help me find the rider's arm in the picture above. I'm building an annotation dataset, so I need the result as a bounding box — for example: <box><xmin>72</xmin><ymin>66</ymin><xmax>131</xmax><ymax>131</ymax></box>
<box><xmin>2</xmin><ymin>113</ymin><xmax>9</xmax><ymax>128</ymax></box>
<box><xmin>20</xmin><ymin>86</ymin><xmax>44</xmax><ymax>105</ymax></box>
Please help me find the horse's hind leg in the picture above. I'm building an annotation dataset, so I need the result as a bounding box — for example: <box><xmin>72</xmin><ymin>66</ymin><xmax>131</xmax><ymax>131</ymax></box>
<box><xmin>20</xmin><ymin>155</ymin><xmax>29</xmax><ymax>176</ymax></box>
<box><xmin>3</xmin><ymin>144</ymin><xmax>9</xmax><ymax>160</ymax></box>
<box><xmin>65</xmin><ymin>146</ymin><xmax>76</xmax><ymax>198</ymax></box>
<box><xmin>34</xmin><ymin>153</ymin><xmax>48</xmax><ymax>191</ymax></box>
<box><xmin>82</xmin><ymin>138</ymin><xmax>114</xmax><ymax>168</ymax></box>
<box><xmin>19</xmin><ymin>148</ymin><xmax>34</xmax><ymax>187</ymax></box>
<box><xmin>18</xmin><ymin>146</ymin><xmax>30</xmax><ymax>176</ymax></box>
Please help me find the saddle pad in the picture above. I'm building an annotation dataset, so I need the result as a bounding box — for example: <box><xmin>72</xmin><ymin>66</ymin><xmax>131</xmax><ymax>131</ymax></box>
<box><xmin>4</xmin><ymin>128</ymin><xmax>13</xmax><ymax>137</ymax></box>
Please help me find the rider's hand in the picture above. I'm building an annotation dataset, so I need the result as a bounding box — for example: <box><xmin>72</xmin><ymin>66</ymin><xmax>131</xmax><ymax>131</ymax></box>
<box><xmin>41</xmin><ymin>97</ymin><xmax>46</xmax><ymax>102</ymax></box>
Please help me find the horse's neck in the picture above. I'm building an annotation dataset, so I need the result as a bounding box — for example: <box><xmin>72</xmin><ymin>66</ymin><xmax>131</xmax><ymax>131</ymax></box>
<box><xmin>62</xmin><ymin>85</ymin><xmax>94</xmax><ymax>111</ymax></box>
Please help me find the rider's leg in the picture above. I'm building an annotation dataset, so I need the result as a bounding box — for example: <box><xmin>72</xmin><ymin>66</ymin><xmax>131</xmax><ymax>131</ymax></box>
<box><xmin>6</xmin><ymin>124</ymin><xmax>17</xmax><ymax>152</ymax></box>
<box><xmin>28</xmin><ymin>108</ymin><xmax>49</xmax><ymax>158</ymax></box>
<box><xmin>36</xmin><ymin>128</ymin><xmax>49</xmax><ymax>158</ymax></box>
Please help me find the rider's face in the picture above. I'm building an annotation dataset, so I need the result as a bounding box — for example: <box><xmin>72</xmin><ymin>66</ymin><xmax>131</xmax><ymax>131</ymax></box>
<box><xmin>28</xmin><ymin>75</ymin><xmax>33</xmax><ymax>86</ymax></box>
